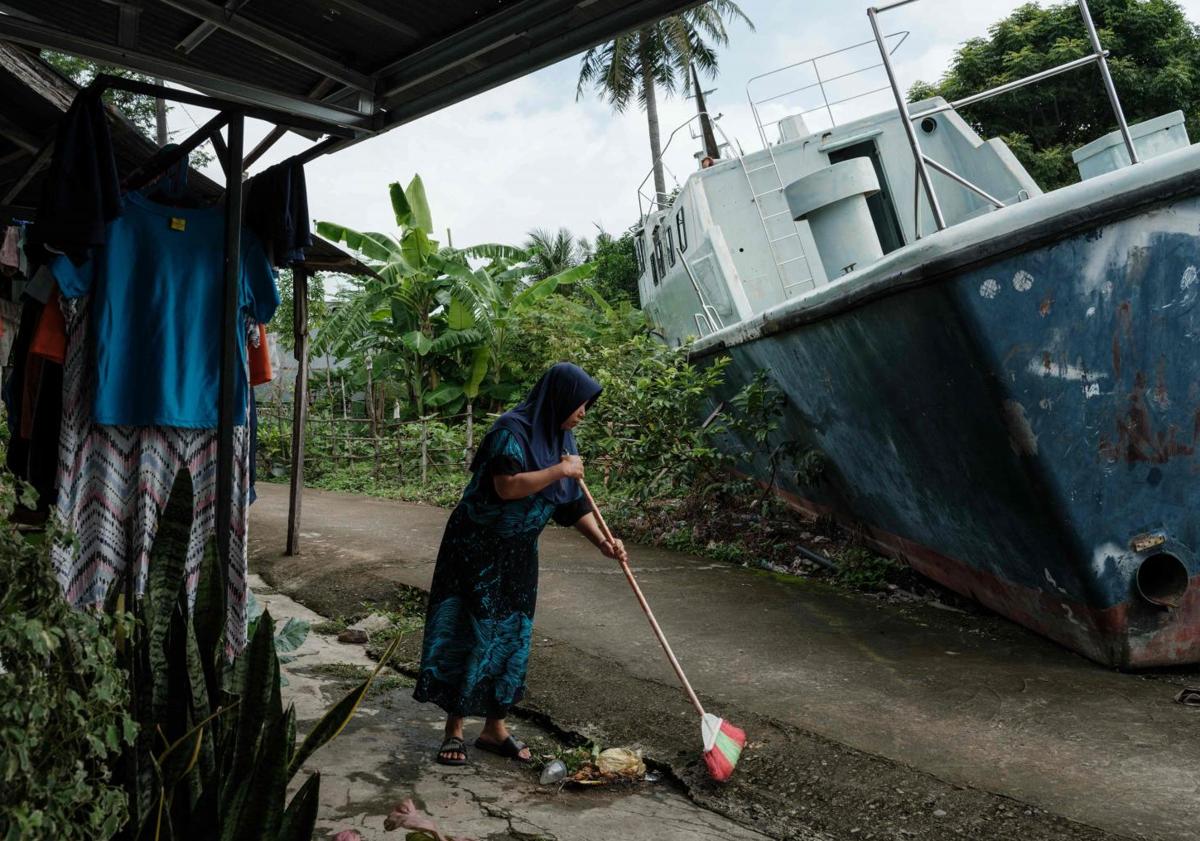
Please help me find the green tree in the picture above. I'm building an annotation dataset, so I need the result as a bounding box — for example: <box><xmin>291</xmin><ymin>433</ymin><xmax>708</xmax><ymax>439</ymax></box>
<box><xmin>588</xmin><ymin>229</ymin><xmax>641</xmax><ymax>305</ymax></box>
<box><xmin>576</xmin><ymin>2</ymin><xmax>753</xmax><ymax>205</ymax></box>
<box><xmin>523</xmin><ymin>227</ymin><xmax>583</xmax><ymax>280</ymax></box>
<box><xmin>315</xmin><ymin>177</ymin><xmax>593</xmax><ymax>419</ymax></box>
<box><xmin>908</xmin><ymin>0</ymin><xmax>1200</xmax><ymax>189</ymax></box>
<box><xmin>315</xmin><ymin>176</ymin><xmax>482</xmax><ymax>417</ymax></box>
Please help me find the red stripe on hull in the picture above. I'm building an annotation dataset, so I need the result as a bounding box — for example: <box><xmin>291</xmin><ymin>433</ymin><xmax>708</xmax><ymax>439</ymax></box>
<box><xmin>761</xmin><ymin>482</ymin><xmax>1200</xmax><ymax>667</ymax></box>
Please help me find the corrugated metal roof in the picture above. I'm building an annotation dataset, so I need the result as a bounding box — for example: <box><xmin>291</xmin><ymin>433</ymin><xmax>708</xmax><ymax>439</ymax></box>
<box><xmin>0</xmin><ymin>41</ymin><xmax>377</xmax><ymax>277</ymax></box>
<box><xmin>0</xmin><ymin>0</ymin><xmax>701</xmax><ymax>149</ymax></box>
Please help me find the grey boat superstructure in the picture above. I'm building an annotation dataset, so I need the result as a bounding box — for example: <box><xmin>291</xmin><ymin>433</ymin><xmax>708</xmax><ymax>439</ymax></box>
<box><xmin>635</xmin><ymin>0</ymin><xmax>1187</xmax><ymax>344</ymax></box>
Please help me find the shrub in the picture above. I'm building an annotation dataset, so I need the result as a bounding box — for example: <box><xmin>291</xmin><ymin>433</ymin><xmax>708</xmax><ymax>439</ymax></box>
<box><xmin>0</xmin><ymin>476</ymin><xmax>136</xmax><ymax>840</ymax></box>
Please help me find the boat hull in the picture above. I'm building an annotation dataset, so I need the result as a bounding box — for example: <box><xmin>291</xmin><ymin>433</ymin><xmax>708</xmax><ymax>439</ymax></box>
<box><xmin>701</xmin><ymin>194</ymin><xmax>1200</xmax><ymax>667</ymax></box>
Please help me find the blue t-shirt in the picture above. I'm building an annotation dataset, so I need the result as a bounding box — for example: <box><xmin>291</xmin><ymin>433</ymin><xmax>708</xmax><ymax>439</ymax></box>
<box><xmin>52</xmin><ymin>191</ymin><xmax>279</xmax><ymax>428</ymax></box>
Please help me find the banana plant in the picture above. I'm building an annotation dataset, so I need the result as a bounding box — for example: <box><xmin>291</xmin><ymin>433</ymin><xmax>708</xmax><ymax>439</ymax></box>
<box><xmin>113</xmin><ymin>469</ymin><xmax>403</xmax><ymax>841</ymax></box>
<box><xmin>443</xmin><ymin>257</ymin><xmax>598</xmax><ymax>407</ymax></box>
<box><xmin>315</xmin><ymin>175</ymin><xmax>498</xmax><ymax>417</ymax></box>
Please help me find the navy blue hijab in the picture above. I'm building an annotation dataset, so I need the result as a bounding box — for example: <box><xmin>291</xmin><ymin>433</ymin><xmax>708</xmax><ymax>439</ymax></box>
<box><xmin>474</xmin><ymin>362</ymin><xmax>602</xmax><ymax>504</ymax></box>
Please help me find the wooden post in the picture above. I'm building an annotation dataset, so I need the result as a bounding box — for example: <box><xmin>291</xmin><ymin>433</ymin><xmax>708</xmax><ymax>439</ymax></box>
<box><xmin>340</xmin><ymin>375</ymin><xmax>350</xmax><ymax>467</ymax></box>
<box><xmin>285</xmin><ymin>266</ymin><xmax>310</xmax><ymax>557</ymax></box>
<box><xmin>420</xmin><ymin>415</ymin><xmax>429</xmax><ymax>485</ymax></box>
<box><xmin>464</xmin><ymin>400</ymin><xmax>474</xmax><ymax>467</ymax></box>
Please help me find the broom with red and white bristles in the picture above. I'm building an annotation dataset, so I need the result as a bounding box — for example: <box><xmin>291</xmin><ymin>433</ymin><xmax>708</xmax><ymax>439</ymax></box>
<box><xmin>578</xmin><ymin>479</ymin><xmax>747</xmax><ymax>782</ymax></box>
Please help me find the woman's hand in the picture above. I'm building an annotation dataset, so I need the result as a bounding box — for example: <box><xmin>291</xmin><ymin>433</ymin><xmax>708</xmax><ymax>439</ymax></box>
<box><xmin>600</xmin><ymin>537</ymin><xmax>628</xmax><ymax>564</ymax></box>
<box><xmin>558</xmin><ymin>454</ymin><xmax>584</xmax><ymax>481</ymax></box>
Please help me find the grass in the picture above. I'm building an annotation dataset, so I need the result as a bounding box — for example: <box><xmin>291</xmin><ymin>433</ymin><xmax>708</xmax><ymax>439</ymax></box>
<box><xmin>303</xmin><ymin>662</ymin><xmax>413</xmax><ymax>693</ymax></box>
<box><xmin>310</xmin><ymin>618</ymin><xmax>352</xmax><ymax>636</ymax></box>
<box><xmin>834</xmin><ymin>546</ymin><xmax>900</xmax><ymax>591</ymax></box>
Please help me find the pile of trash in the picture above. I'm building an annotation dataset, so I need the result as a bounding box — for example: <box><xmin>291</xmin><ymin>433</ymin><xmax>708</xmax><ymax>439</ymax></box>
<box><xmin>539</xmin><ymin>747</ymin><xmax>651</xmax><ymax>787</ymax></box>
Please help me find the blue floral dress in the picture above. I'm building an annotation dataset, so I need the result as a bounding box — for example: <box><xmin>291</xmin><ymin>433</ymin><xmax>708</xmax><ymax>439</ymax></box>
<box><xmin>412</xmin><ymin>428</ymin><xmax>589</xmax><ymax>718</ymax></box>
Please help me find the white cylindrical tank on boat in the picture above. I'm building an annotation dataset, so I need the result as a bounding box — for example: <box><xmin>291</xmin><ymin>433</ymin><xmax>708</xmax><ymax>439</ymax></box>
<box><xmin>784</xmin><ymin>157</ymin><xmax>883</xmax><ymax>279</ymax></box>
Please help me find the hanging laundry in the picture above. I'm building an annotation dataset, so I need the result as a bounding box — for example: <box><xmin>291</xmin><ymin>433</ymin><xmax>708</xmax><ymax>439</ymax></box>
<box><xmin>244</xmin><ymin>160</ymin><xmax>312</xmax><ymax>267</ymax></box>
<box><xmin>52</xmin><ymin>298</ymin><xmax>253</xmax><ymax>656</ymax></box>
<box><xmin>249</xmin><ymin>323</ymin><xmax>273</xmax><ymax>386</ymax></box>
<box><xmin>27</xmin><ymin>89</ymin><xmax>121</xmax><ymax>266</ymax></box>
<box><xmin>247</xmin><ymin>322</ymin><xmax>272</xmax><ymax>505</ymax></box>
<box><xmin>0</xmin><ymin>225</ymin><xmax>19</xmax><ymax>274</ymax></box>
<box><xmin>3</xmin><ymin>268</ymin><xmax>64</xmax><ymax>513</ymax></box>
<box><xmin>51</xmin><ymin>191</ymin><xmax>279</xmax><ymax>427</ymax></box>
<box><xmin>29</xmin><ymin>287</ymin><xmax>67</xmax><ymax>365</ymax></box>
<box><xmin>0</xmin><ymin>298</ymin><xmax>21</xmax><ymax>369</ymax></box>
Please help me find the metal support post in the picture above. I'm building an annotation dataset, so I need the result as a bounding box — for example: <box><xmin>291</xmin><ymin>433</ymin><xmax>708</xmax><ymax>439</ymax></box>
<box><xmin>1076</xmin><ymin>0</ymin><xmax>1138</xmax><ymax>164</ymax></box>
<box><xmin>215</xmin><ymin>112</ymin><xmax>244</xmax><ymax>586</ymax></box>
<box><xmin>868</xmin><ymin>5</ymin><xmax>945</xmax><ymax>230</ymax></box>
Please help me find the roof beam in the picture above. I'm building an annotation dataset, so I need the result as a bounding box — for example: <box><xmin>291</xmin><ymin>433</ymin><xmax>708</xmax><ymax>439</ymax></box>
<box><xmin>2</xmin><ymin>140</ymin><xmax>52</xmax><ymax>204</ymax></box>
<box><xmin>377</xmin><ymin>0</ymin><xmax>574</xmax><ymax>97</ymax></box>
<box><xmin>159</xmin><ymin>0</ymin><xmax>375</xmax><ymax>94</ymax></box>
<box><xmin>176</xmin><ymin>0</ymin><xmax>254</xmax><ymax>55</ymax></box>
<box><xmin>328</xmin><ymin>0</ymin><xmax>420</xmax><ymax>40</ymax></box>
<box><xmin>0</xmin><ymin>14</ymin><xmax>374</xmax><ymax>132</ymax></box>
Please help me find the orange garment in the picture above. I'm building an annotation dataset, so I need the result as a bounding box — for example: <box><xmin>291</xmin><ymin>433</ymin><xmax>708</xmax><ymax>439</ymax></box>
<box><xmin>248</xmin><ymin>324</ymin><xmax>272</xmax><ymax>385</ymax></box>
<box><xmin>30</xmin><ymin>288</ymin><xmax>67</xmax><ymax>365</ymax></box>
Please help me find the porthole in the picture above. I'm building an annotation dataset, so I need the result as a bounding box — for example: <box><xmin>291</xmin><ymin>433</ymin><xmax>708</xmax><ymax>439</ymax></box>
<box><xmin>920</xmin><ymin>117</ymin><xmax>937</xmax><ymax>134</ymax></box>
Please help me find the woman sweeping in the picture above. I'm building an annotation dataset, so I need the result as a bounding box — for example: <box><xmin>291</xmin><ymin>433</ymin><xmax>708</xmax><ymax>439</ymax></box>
<box><xmin>413</xmin><ymin>362</ymin><xmax>627</xmax><ymax>764</ymax></box>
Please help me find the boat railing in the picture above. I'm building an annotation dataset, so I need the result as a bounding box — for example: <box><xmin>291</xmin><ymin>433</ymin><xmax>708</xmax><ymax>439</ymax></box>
<box><xmin>635</xmin><ymin>111</ymin><xmax>739</xmax><ymax>224</ymax></box>
<box><xmin>868</xmin><ymin>0</ymin><xmax>1139</xmax><ymax>235</ymax></box>
<box><xmin>744</xmin><ymin>30</ymin><xmax>910</xmax><ymax>150</ymax></box>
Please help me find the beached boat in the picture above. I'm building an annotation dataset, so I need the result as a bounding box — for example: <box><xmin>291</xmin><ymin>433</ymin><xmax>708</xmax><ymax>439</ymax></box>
<box><xmin>634</xmin><ymin>0</ymin><xmax>1200</xmax><ymax>667</ymax></box>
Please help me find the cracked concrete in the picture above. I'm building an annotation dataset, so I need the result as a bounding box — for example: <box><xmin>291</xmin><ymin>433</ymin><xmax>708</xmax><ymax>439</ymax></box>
<box><xmin>256</xmin><ymin>575</ymin><xmax>776</xmax><ymax>841</ymax></box>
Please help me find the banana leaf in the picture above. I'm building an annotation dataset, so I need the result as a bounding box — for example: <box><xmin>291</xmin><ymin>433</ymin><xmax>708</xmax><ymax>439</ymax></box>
<box><xmin>389</xmin><ymin>181</ymin><xmax>412</xmax><ymax>228</ymax></box>
<box><xmin>405</xmin><ymin>174</ymin><xmax>433</xmax><ymax>234</ymax></box>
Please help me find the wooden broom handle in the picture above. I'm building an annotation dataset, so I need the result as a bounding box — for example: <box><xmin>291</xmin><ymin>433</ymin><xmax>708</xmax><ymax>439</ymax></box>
<box><xmin>578</xmin><ymin>479</ymin><xmax>706</xmax><ymax>718</ymax></box>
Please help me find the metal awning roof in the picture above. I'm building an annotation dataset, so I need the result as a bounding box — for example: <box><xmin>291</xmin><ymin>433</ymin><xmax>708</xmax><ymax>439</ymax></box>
<box><xmin>0</xmin><ymin>0</ymin><xmax>699</xmax><ymax>159</ymax></box>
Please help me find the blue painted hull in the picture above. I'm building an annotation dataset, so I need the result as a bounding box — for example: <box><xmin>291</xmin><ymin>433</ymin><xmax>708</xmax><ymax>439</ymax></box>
<box><xmin>700</xmin><ymin>192</ymin><xmax>1200</xmax><ymax>666</ymax></box>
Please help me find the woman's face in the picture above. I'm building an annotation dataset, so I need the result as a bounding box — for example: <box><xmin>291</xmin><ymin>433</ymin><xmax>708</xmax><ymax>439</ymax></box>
<box><xmin>561</xmin><ymin>402</ymin><xmax>588</xmax><ymax>430</ymax></box>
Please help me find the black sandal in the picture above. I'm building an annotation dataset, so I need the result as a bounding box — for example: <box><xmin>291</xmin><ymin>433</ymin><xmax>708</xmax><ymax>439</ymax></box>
<box><xmin>436</xmin><ymin>736</ymin><xmax>468</xmax><ymax>766</ymax></box>
<box><xmin>473</xmin><ymin>735</ymin><xmax>532</xmax><ymax>763</ymax></box>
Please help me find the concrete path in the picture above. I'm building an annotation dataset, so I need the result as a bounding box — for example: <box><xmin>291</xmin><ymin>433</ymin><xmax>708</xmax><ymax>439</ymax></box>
<box><xmin>250</xmin><ymin>484</ymin><xmax>1200</xmax><ymax>841</ymax></box>
<box><xmin>257</xmin><ymin>574</ymin><xmax>775</xmax><ymax>841</ymax></box>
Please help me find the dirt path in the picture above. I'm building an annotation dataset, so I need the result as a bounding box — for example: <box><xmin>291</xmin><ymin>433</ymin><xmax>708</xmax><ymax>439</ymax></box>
<box><xmin>250</xmin><ymin>483</ymin><xmax>1200</xmax><ymax>841</ymax></box>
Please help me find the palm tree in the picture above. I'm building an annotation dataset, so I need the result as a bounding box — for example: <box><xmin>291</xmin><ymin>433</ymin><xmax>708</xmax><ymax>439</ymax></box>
<box><xmin>576</xmin><ymin>2</ymin><xmax>752</xmax><ymax>205</ymax></box>
<box><xmin>523</xmin><ymin>227</ymin><xmax>582</xmax><ymax>280</ymax></box>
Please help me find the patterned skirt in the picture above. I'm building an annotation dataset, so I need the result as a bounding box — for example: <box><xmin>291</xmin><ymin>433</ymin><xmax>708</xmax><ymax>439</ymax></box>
<box><xmin>412</xmin><ymin>505</ymin><xmax>539</xmax><ymax>718</ymax></box>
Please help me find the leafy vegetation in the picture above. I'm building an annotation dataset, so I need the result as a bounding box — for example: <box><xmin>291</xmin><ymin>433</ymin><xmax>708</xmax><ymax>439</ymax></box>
<box><xmin>0</xmin><ymin>478</ymin><xmax>135</xmax><ymax>840</ymax></box>
<box><xmin>312</xmin><ymin>176</ymin><xmax>594</xmax><ymax>421</ymax></box>
<box><xmin>109</xmin><ymin>468</ymin><xmax>405</xmax><ymax>841</ymax></box>
<box><xmin>909</xmin><ymin>0</ymin><xmax>1200</xmax><ymax>189</ymax></box>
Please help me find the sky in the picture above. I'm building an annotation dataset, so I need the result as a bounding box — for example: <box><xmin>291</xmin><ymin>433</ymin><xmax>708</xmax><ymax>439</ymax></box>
<box><xmin>168</xmin><ymin>0</ymin><xmax>1200</xmax><ymax>251</ymax></box>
